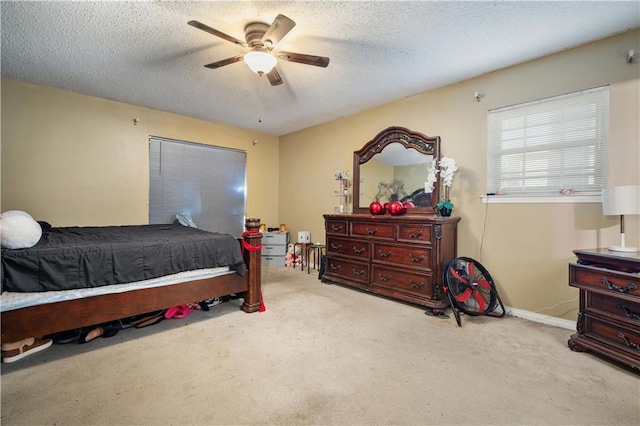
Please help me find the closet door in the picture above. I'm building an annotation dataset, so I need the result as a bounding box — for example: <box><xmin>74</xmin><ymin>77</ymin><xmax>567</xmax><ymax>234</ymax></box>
<box><xmin>149</xmin><ymin>137</ymin><xmax>246</xmax><ymax>236</ymax></box>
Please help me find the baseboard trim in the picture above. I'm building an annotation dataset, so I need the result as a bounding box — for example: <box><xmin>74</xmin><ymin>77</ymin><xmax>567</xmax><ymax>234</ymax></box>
<box><xmin>505</xmin><ymin>306</ymin><xmax>576</xmax><ymax>330</ymax></box>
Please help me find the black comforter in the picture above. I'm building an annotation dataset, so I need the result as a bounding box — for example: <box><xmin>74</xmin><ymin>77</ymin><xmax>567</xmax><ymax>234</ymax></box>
<box><xmin>1</xmin><ymin>224</ymin><xmax>246</xmax><ymax>293</ymax></box>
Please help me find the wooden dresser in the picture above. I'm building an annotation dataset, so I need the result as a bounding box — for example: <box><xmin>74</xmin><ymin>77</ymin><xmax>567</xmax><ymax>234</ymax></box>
<box><xmin>321</xmin><ymin>213</ymin><xmax>460</xmax><ymax>315</ymax></box>
<box><xmin>568</xmin><ymin>248</ymin><xmax>640</xmax><ymax>371</ymax></box>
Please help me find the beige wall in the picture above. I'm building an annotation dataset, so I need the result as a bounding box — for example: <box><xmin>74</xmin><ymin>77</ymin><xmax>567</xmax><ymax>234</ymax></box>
<box><xmin>1</xmin><ymin>80</ymin><xmax>280</xmax><ymax>227</ymax></box>
<box><xmin>279</xmin><ymin>29</ymin><xmax>640</xmax><ymax>321</ymax></box>
<box><xmin>2</xmin><ymin>30</ymin><xmax>638</xmax><ymax>322</ymax></box>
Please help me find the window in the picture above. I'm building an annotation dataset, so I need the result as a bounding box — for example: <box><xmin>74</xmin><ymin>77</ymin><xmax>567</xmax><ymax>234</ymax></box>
<box><xmin>487</xmin><ymin>86</ymin><xmax>609</xmax><ymax>199</ymax></box>
<box><xmin>149</xmin><ymin>137</ymin><xmax>246</xmax><ymax>236</ymax></box>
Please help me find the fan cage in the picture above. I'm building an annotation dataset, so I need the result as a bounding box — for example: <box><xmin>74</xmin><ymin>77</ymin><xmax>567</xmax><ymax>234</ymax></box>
<box><xmin>445</xmin><ymin>257</ymin><xmax>498</xmax><ymax>315</ymax></box>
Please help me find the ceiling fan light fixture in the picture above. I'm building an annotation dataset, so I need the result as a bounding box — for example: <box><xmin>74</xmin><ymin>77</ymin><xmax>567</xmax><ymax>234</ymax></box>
<box><xmin>244</xmin><ymin>51</ymin><xmax>277</xmax><ymax>75</ymax></box>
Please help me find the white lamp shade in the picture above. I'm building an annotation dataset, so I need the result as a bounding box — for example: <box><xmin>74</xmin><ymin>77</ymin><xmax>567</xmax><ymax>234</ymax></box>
<box><xmin>602</xmin><ymin>185</ymin><xmax>640</xmax><ymax>216</ymax></box>
<box><xmin>243</xmin><ymin>51</ymin><xmax>277</xmax><ymax>75</ymax></box>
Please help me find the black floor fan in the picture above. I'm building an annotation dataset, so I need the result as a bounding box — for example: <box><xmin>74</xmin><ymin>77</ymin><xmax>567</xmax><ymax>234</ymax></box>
<box><xmin>443</xmin><ymin>257</ymin><xmax>506</xmax><ymax>327</ymax></box>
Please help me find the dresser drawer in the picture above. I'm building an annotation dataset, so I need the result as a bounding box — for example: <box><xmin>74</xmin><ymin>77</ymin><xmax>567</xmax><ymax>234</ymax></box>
<box><xmin>585</xmin><ymin>291</ymin><xmax>640</xmax><ymax>327</ymax></box>
<box><xmin>262</xmin><ymin>256</ymin><xmax>286</xmax><ymax>267</ymax></box>
<box><xmin>325</xmin><ymin>256</ymin><xmax>369</xmax><ymax>284</ymax></box>
<box><xmin>372</xmin><ymin>242</ymin><xmax>431</xmax><ymax>270</ymax></box>
<box><xmin>397</xmin><ymin>223</ymin><xmax>433</xmax><ymax>245</ymax></box>
<box><xmin>326</xmin><ymin>236</ymin><xmax>369</xmax><ymax>260</ymax></box>
<box><xmin>570</xmin><ymin>263</ymin><xmax>640</xmax><ymax>298</ymax></box>
<box><xmin>351</xmin><ymin>221</ymin><xmax>395</xmax><ymax>240</ymax></box>
<box><xmin>326</xmin><ymin>220</ymin><xmax>348</xmax><ymax>236</ymax></box>
<box><xmin>263</xmin><ymin>232</ymin><xmax>289</xmax><ymax>245</ymax></box>
<box><xmin>372</xmin><ymin>265</ymin><xmax>434</xmax><ymax>297</ymax></box>
<box><xmin>584</xmin><ymin>314</ymin><xmax>640</xmax><ymax>358</ymax></box>
<box><xmin>262</xmin><ymin>245</ymin><xmax>287</xmax><ymax>256</ymax></box>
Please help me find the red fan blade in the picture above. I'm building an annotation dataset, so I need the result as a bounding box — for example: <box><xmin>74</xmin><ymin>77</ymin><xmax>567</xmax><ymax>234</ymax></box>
<box><xmin>455</xmin><ymin>288</ymin><xmax>473</xmax><ymax>303</ymax></box>
<box><xmin>466</xmin><ymin>261</ymin><xmax>474</xmax><ymax>277</ymax></box>
<box><xmin>449</xmin><ymin>266</ymin><xmax>469</xmax><ymax>285</ymax></box>
<box><xmin>477</xmin><ymin>279</ymin><xmax>492</xmax><ymax>290</ymax></box>
<box><xmin>473</xmin><ymin>290</ymin><xmax>487</xmax><ymax>312</ymax></box>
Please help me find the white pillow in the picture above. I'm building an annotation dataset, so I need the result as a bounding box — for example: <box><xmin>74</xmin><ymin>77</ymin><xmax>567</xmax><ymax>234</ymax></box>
<box><xmin>1</xmin><ymin>210</ymin><xmax>33</xmax><ymax>219</ymax></box>
<box><xmin>0</xmin><ymin>213</ymin><xmax>42</xmax><ymax>249</ymax></box>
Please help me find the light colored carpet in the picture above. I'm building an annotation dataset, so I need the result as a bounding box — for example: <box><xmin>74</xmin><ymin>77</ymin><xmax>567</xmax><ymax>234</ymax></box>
<box><xmin>1</xmin><ymin>267</ymin><xmax>639</xmax><ymax>425</ymax></box>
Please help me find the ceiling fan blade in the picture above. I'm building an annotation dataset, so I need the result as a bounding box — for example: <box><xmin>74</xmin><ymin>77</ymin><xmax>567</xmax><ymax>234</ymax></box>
<box><xmin>204</xmin><ymin>55</ymin><xmax>243</xmax><ymax>69</ymax></box>
<box><xmin>262</xmin><ymin>14</ymin><xmax>295</xmax><ymax>47</ymax></box>
<box><xmin>188</xmin><ymin>20</ymin><xmax>246</xmax><ymax>47</ymax></box>
<box><xmin>277</xmin><ymin>51</ymin><xmax>329</xmax><ymax>68</ymax></box>
<box><xmin>266</xmin><ymin>67</ymin><xmax>284</xmax><ymax>86</ymax></box>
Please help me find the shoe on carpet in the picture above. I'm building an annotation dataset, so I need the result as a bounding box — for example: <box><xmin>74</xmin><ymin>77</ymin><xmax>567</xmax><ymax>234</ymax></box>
<box><xmin>46</xmin><ymin>329</ymin><xmax>82</xmax><ymax>344</ymax></box>
<box><xmin>1</xmin><ymin>338</ymin><xmax>53</xmax><ymax>363</ymax></box>
<box><xmin>78</xmin><ymin>327</ymin><xmax>104</xmax><ymax>344</ymax></box>
<box><xmin>1</xmin><ymin>337</ymin><xmax>35</xmax><ymax>351</ymax></box>
<box><xmin>78</xmin><ymin>322</ymin><xmax>120</xmax><ymax>343</ymax></box>
<box><xmin>164</xmin><ymin>305</ymin><xmax>191</xmax><ymax>319</ymax></box>
<box><xmin>132</xmin><ymin>311</ymin><xmax>165</xmax><ymax>328</ymax></box>
<box><xmin>205</xmin><ymin>297</ymin><xmax>225</xmax><ymax>307</ymax></box>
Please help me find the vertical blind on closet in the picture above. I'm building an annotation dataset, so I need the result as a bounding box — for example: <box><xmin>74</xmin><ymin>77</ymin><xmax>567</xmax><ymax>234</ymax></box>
<box><xmin>487</xmin><ymin>86</ymin><xmax>609</xmax><ymax>197</ymax></box>
<box><xmin>149</xmin><ymin>137</ymin><xmax>246</xmax><ymax>236</ymax></box>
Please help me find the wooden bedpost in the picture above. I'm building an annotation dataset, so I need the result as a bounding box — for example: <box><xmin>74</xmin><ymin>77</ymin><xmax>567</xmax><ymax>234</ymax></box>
<box><xmin>241</xmin><ymin>218</ymin><xmax>263</xmax><ymax>313</ymax></box>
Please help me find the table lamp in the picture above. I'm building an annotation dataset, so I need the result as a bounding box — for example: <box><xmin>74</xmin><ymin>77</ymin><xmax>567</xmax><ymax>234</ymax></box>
<box><xmin>602</xmin><ymin>185</ymin><xmax>640</xmax><ymax>252</ymax></box>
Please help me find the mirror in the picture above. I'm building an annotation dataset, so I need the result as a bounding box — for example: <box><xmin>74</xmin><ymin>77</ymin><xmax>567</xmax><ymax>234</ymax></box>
<box><xmin>352</xmin><ymin>127</ymin><xmax>440</xmax><ymax>214</ymax></box>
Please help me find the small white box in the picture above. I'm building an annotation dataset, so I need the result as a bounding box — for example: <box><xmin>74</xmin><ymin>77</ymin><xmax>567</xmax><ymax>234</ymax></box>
<box><xmin>298</xmin><ymin>231</ymin><xmax>310</xmax><ymax>243</ymax></box>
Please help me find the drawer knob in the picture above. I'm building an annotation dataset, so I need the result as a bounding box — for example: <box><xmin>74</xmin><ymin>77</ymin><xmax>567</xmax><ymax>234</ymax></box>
<box><xmin>378</xmin><ymin>250</ymin><xmax>392</xmax><ymax>258</ymax></box>
<box><xmin>352</xmin><ymin>268</ymin><xmax>365</xmax><ymax>276</ymax></box>
<box><xmin>353</xmin><ymin>246</ymin><xmax>366</xmax><ymax>254</ymax></box>
<box><xmin>618</xmin><ymin>304</ymin><xmax>640</xmax><ymax>321</ymax></box>
<box><xmin>365</xmin><ymin>227</ymin><xmax>378</xmax><ymax>235</ymax></box>
<box><xmin>378</xmin><ymin>273</ymin><xmax>392</xmax><ymax>282</ymax></box>
<box><xmin>330</xmin><ymin>243</ymin><xmax>342</xmax><ymax>250</ymax></box>
<box><xmin>617</xmin><ymin>332</ymin><xmax>640</xmax><ymax>351</ymax></box>
<box><xmin>408</xmin><ymin>229</ymin><xmax>423</xmax><ymax>238</ymax></box>
<box><xmin>409</xmin><ymin>253</ymin><xmax>426</xmax><ymax>263</ymax></box>
<box><xmin>330</xmin><ymin>264</ymin><xmax>341</xmax><ymax>271</ymax></box>
<box><xmin>409</xmin><ymin>280</ymin><xmax>425</xmax><ymax>289</ymax></box>
<box><xmin>331</xmin><ymin>225</ymin><xmax>343</xmax><ymax>232</ymax></box>
<box><xmin>601</xmin><ymin>277</ymin><xmax>638</xmax><ymax>293</ymax></box>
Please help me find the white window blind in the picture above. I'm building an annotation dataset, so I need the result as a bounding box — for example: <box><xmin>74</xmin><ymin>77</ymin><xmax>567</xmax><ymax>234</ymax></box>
<box><xmin>487</xmin><ymin>86</ymin><xmax>609</xmax><ymax>197</ymax></box>
<box><xmin>149</xmin><ymin>137</ymin><xmax>246</xmax><ymax>236</ymax></box>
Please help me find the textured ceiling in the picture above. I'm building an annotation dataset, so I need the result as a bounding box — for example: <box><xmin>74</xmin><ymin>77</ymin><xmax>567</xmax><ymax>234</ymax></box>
<box><xmin>2</xmin><ymin>1</ymin><xmax>639</xmax><ymax>136</ymax></box>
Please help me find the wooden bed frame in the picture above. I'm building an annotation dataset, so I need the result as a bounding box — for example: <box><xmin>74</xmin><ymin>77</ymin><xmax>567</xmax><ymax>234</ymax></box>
<box><xmin>1</xmin><ymin>232</ymin><xmax>262</xmax><ymax>344</ymax></box>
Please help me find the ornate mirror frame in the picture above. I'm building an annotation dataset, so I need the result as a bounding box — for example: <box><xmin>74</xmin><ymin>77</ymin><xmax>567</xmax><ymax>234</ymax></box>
<box><xmin>352</xmin><ymin>126</ymin><xmax>440</xmax><ymax>215</ymax></box>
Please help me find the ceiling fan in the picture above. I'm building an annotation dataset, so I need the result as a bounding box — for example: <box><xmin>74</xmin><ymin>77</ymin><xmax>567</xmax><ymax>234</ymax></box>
<box><xmin>188</xmin><ymin>14</ymin><xmax>330</xmax><ymax>86</ymax></box>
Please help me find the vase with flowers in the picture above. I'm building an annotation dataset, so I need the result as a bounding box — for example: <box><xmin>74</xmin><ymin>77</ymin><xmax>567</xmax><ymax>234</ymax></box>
<box><xmin>427</xmin><ymin>156</ymin><xmax>458</xmax><ymax>217</ymax></box>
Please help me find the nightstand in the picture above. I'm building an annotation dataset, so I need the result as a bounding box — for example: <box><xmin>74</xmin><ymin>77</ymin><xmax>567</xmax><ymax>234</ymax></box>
<box><xmin>568</xmin><ymin>248</ymin><xmax>640</xmax><ymax>370</ymax></box>
<box><xmin>262</xmin><ymin>231</ymin><xmax>289</xmax><ymax>267</ymax></box>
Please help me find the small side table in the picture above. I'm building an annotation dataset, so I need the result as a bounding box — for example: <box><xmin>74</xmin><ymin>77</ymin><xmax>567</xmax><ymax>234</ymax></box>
<box><xmin>306</xmin><ymin>244</ymin><xmax>326</xmax><ymax>274</ymax></box>
<box><xmin>293</xmin><ymin>242</ymin><xmax>305</xmax><ymax>271</ymax></box>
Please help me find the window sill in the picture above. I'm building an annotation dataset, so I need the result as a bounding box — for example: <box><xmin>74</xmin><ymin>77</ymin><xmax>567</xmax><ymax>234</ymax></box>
<box><xmin>481</xmin><ymin>195</ymin><xmax>601</xmax><ymax>204</ymax></box>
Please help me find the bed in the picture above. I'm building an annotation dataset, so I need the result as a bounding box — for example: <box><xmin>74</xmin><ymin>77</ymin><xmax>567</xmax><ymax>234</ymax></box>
<box><xmin>0</xmin><ymin>223</ymin><xmax>262</xmax><ymax>344</ymax></box>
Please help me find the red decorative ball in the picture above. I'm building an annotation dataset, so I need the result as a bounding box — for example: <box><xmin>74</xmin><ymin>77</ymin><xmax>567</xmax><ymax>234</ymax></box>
<box><xmin>387</xmin><ymin>201</ymin><xmax>406</xmax><ymax>216</ymax></box>
<box><xmin>402</xmin><ymin>201</ymin><xmax>415</xmax><ymax>209</ymax></box>
<box><xmin>369</xmin><ymin>201</ymin><xmax>385</xmax><ymax>215</ymax></box>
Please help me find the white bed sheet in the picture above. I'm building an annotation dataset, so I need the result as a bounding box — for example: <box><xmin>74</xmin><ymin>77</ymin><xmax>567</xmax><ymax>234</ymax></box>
<box><xmin>0</xmin><ymin>267</ymin><xmax>232</xmax><ymax>312</ymax></box>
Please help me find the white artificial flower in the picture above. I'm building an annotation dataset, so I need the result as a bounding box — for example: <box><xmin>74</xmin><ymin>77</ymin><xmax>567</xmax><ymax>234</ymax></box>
<box><xmin>426</xmin><ymin>158</ymin><xmax>439</xmax><ymax>191</ymax></box>
<box><xmin>439</xmin><ymin>157</ymin><xmax>457</xmax><ymax>188</ymax></box>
